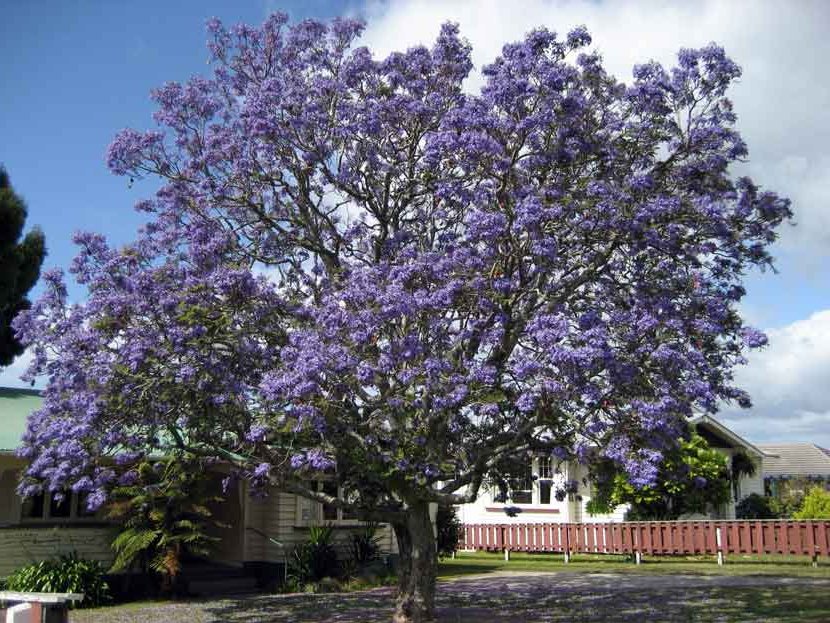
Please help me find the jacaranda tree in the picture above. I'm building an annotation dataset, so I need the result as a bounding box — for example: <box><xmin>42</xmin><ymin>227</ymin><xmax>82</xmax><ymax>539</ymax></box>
<box><xmin>14</xmin><ymin>14</ymin><xmax>791</xmax><ymax>622</ymax></box>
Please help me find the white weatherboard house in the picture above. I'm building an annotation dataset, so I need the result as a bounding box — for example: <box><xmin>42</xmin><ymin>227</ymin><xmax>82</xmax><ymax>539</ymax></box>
<box><xmin>0</xmin><ymin>387</ymin><xmax>397</xmax><ymax>580</ymax></box>
<box><xmin>458</xmin><ymin>414</ymin><xmax>767</xmax><ymax>525</ymax></box>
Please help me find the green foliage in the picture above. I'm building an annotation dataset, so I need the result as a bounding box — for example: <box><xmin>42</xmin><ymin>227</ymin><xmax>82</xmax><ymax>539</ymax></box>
<box><xmin>0</xmin><ymin>165</ymin><xmax>46</xmax><ymax>366</ymax></box>
<box><xmin>107</xmin><ymin>454</ymin><xmax>222</xmax><ymax>592</ymax></box>
<box><xmin>766</xmin><ymin>477</ymin><xmax>828</xmax><ymax>518</ymax></box>
<box><xmin>793</xmin><ymin>487</ymin><xmax>830</xmax><ymax>520</ymax></box>
<box><xmin>436</xmin><ymin>504</ymin><xmax>462</xmax><ymax>559</ymax></box>
<box><xmin>735</xmin><ymin>493</ymin><xmax>779</xmax><ymax>519</ymax></box>
<box><xmin>587</xmin><ymin>432</ymin><xmax>731</xmax><ymax>520</ymax></box>
<box><xmin>350</xmin><ymin>522</ymin><xmax>382</xmax><ymax>566</ymax></box>
<box><xmin>288</xmin><ymin>524</ymin><xmax>339</xmax><ymax>583</ymax></box>
<box><xmin>770</xmin><ymin>495</ymin><xmax>804</xmax><ymax>519</ymax></box>
<box><xmin>5</xmin><ymin>552</ymin><xmax>110</xmax><ymax>608</ymax></box>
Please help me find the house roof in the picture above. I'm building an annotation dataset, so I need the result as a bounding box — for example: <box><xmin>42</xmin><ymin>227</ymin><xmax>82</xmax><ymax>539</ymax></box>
<box><xmin>0</xmin><ymin>387</ymin><xmax>42</xmax><ymax>452</ymax></box>
<box><xmin>688</xmin><ymin>414</ymin><xmax>768</xmax><ymax>457</ymax></box>
<box><xmin>757</xmin><ymin>443</ymin><xmax>830</xmax><ymax>478</ymax></box>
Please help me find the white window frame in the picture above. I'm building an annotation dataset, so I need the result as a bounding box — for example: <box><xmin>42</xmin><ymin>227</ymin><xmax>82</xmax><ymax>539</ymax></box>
<box><xmin>295</xmin><ymin>480</ymin><xmax>362</xmax><ymax>526</ymax></box>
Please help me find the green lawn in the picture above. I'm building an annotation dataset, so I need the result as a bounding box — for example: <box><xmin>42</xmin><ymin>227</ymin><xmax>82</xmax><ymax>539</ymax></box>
<box><xmin>438</xmin><ymin>550</ymin><xmax>830</xmax><ymax>579</ymax></box>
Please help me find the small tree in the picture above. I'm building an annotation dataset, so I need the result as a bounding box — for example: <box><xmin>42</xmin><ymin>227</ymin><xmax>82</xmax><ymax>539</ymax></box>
<box><xmin>15</xmin><ymin>14</ymin><xmax>791</xmax><ymax>623</ymax></box>
<box><xmin>793</xmin><ymin>487</ymin><xmax>830</xmax><ymax>520</ymax></box>
<box><xmin>0</xmin><ymin>166</ymin><xmax>45</xmax><ymax>366</ymax></box>
<box><xmin>435</xmin><ymin>504</ymin><xmax>462</xmax><ymax>559</ymax></box>
<box><xmin>587</xmin><ymin>433</ymin><xmax>732</xmax><ymax>520</ymax></box>
<box><xmin>107</xmin><ymin>455</ymin><xmax>222</xmax><ymax>594</ymax></box>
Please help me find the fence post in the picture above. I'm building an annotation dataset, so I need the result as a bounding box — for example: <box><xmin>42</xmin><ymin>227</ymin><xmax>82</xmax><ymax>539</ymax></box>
<box><xmin>563</xmin><ymin>524</ymin><xmax>570</xmax><ymax>564</ymax></box>
<box><xmin>716</xmin><ymin>526</ymin><xmax>724</xmax><ymax>566</ymax></box>
<box><xmin>634</xmin><ymin>524</ymin><xmax>641</xmax><ymax>565</ymax></box>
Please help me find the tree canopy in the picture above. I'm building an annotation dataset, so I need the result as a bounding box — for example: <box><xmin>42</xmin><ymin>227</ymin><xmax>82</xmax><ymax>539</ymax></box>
<box><xmin>0</xmin><ymin>166</ymin><xmax>45</xmax><ymax>366</ymax></box>
<box><xmin>14</xmin><ymin>14</ymin><xmax>791</xmax><ymax>622</ymax></box>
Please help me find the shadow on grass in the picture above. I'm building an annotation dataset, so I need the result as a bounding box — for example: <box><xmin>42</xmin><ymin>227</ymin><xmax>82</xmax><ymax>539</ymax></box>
<box><xmin>71</xmin><ymin>573</ymin><xmax>830</xmax><ymax>623</ymax></box>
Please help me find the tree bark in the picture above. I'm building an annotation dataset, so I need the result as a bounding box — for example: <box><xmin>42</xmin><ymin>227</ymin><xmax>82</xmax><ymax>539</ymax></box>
<box><xmin>392</xmin><ymin>502</ymin><xmax>437</xmax><ymax>623</ymax></box>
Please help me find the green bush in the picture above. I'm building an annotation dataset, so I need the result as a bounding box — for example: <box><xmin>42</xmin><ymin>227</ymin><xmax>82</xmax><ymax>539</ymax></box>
<box><xmin>735</xmin><ymin>493</ymin><xmax>779</xmax><ymax>519</ymax></box>
<box><xmin>5</xmin><ymin>552</ymin><xmax>110</xmax><ymax>608</ymax></box>
<box><xmin>436</xmin><ymin>504</ymin><xmax>462</xmax><ymax>559</ymax></box>
<box><xmin>288</xmin><ymin>524</ymin><xmax>338</xmax><ymax>583</ymax></box>
<box><xmin>793</xmin><ymin>487</ymin><xmax>830</xmax><ymax>519</ymax></box>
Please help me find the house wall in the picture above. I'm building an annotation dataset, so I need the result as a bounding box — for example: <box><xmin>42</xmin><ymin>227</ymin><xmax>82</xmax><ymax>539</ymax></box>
<box><xmin>457</xmin><ymin>451</ymin><xmax>764</xmax><ymax>525</ymax></box>
<box><xmin>0</xmin><ymin>461</ymin><xmax>23</xmax><ymax>524</ymax></box>
<box><xmin>713</xmin><ymin>448</ymin><xmax>764</xmax><ymax>519</ymax></box>
<box><xmin>0</xmin><ymin>455</ymin><xmax>116</xmax><ymax>578</ymax></box>
<box><xmin>568</xmin><ymin>463</ymin><xmax>628</xmax><ymax>523</ymax></box>
<box><xmin>0</xmin><ymin>525</ymin><xmax>116</xmax><ymax>578</ymax></box>
<box><xmin>456</xmin><ymin>460</ymin><xmax>624</xmax><ymax>525</ymax></box>
<box><xmin>243</xmin><ymin>487</ymin><xmax>398</xmax><ymax>564</ymax></box>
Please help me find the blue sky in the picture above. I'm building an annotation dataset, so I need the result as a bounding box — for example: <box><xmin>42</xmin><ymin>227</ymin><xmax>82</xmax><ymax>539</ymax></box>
<box><xmin>2</xmin><ymin>1</ymin><xmax>828</xmax><ymax>446</ymax></box>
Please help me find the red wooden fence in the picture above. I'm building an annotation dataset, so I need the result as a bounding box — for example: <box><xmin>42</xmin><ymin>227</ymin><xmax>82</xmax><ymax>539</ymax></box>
<box><xmin>462</xmin><ymin>521</ymin><xmax>830</xmax><ymax>560</ymax></box>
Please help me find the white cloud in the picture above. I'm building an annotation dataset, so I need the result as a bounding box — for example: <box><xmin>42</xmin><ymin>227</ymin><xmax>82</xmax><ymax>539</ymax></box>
<box><xmin>0</xmin><ymin>349</ymin><xmax>38</xmax><ymax>390</ymax></box>
<box><xmin>353</xmin><ymin>0</ymin><xmax>830</xmax><ymax>255</ymax></box>
<box><xmin>720</xmin><ymin>310</ymin><xmax>830</xmax><ymax>447</ymax></box>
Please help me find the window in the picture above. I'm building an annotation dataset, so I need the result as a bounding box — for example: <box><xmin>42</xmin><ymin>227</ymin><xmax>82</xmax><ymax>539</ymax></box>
<box><xmin>76</xmin><ymin>492</ymin><xmax>98</xmax><ymax>518</ymax></box>
<box><xmin>49</xmin><ymin>494</ymin><xmax>72</xmax><ymax>518</ymax></box>
<box><xmin>21</xmin><ymin>491</ymin><xmax>99</xmax><ymax>522</ymax></box>
<box><xmin>296</xmin><ymin>480</ymin><xmax>360</xmax><ymax>524</ymax></box>
<box><xmin>320</xmin><ymin>481</ymin><xmax>338</xmax><ymax>521</ymax></box>
<box><xmin>22</xmin><ymin>493</ymin><xmax>45</xmax><ymax>519</ymax></box>
<box><xmin>508</xmin><ymin>472</ymin><xmax>533</xmax><ymax>505</ymax></box>
<box><xmin>537</xmin><ymin>457</ymin><xmax>558</xmax><ymax>504</ymax></box>
<box><xmin>539</xmin><ymin>480</ymin><xmax>552</xmax><ymax>505</ymax></box>
<box><xmin>538</xmin><ymin>457</ymin><xmax>554</xmax><ymax>479</ymax></box>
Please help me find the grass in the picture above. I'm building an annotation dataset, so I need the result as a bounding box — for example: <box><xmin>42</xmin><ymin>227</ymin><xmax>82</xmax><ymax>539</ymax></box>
<box><xmin>437</xmin><ymin>550</ymin><xmax>830</xmax><ymax>579</ymax></box>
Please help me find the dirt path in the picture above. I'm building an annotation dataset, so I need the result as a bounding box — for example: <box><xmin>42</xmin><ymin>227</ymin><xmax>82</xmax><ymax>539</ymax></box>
<box><xmin>70</xmin><ymin>571</ymin><xmax>830</xmax><ymax>622</ymax></box>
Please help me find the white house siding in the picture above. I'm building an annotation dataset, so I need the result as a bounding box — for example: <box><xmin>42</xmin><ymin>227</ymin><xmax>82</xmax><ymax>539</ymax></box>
<box><xmin>568</xmin><ymin>463</ymin><xmax>628</xmax><ymax>523</ymax></box>
<box><xmin>0</xmin><ymin>525</ymin><xmax>115</xmax><ymax>577</ymax></box>
<box><xmin>458</xmin><ymin>460</ymin><xmax>580</xmax><ymax>525</ymax></box>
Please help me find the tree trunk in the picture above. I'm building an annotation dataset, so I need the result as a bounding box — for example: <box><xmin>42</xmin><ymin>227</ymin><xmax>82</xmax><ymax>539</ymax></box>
<box><xmin>392</xmin><ymin>502</ymin><xmax>437</xmax><ymax>623</ymax></box>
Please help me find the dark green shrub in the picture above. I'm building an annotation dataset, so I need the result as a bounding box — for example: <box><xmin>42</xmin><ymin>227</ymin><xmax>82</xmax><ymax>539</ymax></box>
<box><xmin>5</xmin><ymin>552</ymin><xmax>110</xmax><ymax>607</ymax></box>
<box><xmin>288</xmin><ymin>524</ymin><xmax>338</xmax><ymax>583</ymax></box>
<box><xmin>350</xmin><ymin>522</ymin><xmax>381</xmax><ymax>566</ymax></box>
<box><xmin>736</xmin><ymin>493</ymin><xmax>778</xmax><ymax>519</ymax></box>
<box><xmin>770</xmin><ymin>495</ymin><xmax>803</xmax><ymax>519</ymax></box>
<box><xmin>436</xmin><ymin>504</ymin><xmax>462</xmax><ymax>559</ymax></box>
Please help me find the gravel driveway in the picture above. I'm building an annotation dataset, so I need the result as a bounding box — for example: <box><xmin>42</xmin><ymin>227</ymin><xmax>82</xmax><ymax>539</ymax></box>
<box><xmin>69</xmin><ymin>571</ymin><xmax>830</xmax><ymax>622</ymax></box>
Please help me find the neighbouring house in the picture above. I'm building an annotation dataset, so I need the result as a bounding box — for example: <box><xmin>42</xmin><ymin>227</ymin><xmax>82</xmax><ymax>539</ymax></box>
<box><xmin>457</xmin><ymin>414</ymin><xmax>767</xmax><ymax>525</ymax></box>
<box><xmin>758</xmin><ymin>442</ymin><xmax>830</xmax><ymax>499</ymax></box>
<box><xmin>0</xmin><ymin>386</ymin><xmax>397</xmax><ymax>579</ymax></box>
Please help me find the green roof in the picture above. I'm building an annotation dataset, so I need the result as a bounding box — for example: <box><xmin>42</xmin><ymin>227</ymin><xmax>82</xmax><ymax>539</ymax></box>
<box><xmin>0</xmin><ymin>387</ymin><xmax>42</xmax><ymax>451</ymax></box>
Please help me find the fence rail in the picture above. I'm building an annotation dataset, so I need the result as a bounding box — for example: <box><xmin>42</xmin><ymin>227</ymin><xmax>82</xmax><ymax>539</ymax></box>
<box><xmin>461</xmin><ymin>521</ymin><xmax>830</xmax><ymax>564</ymax></box>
